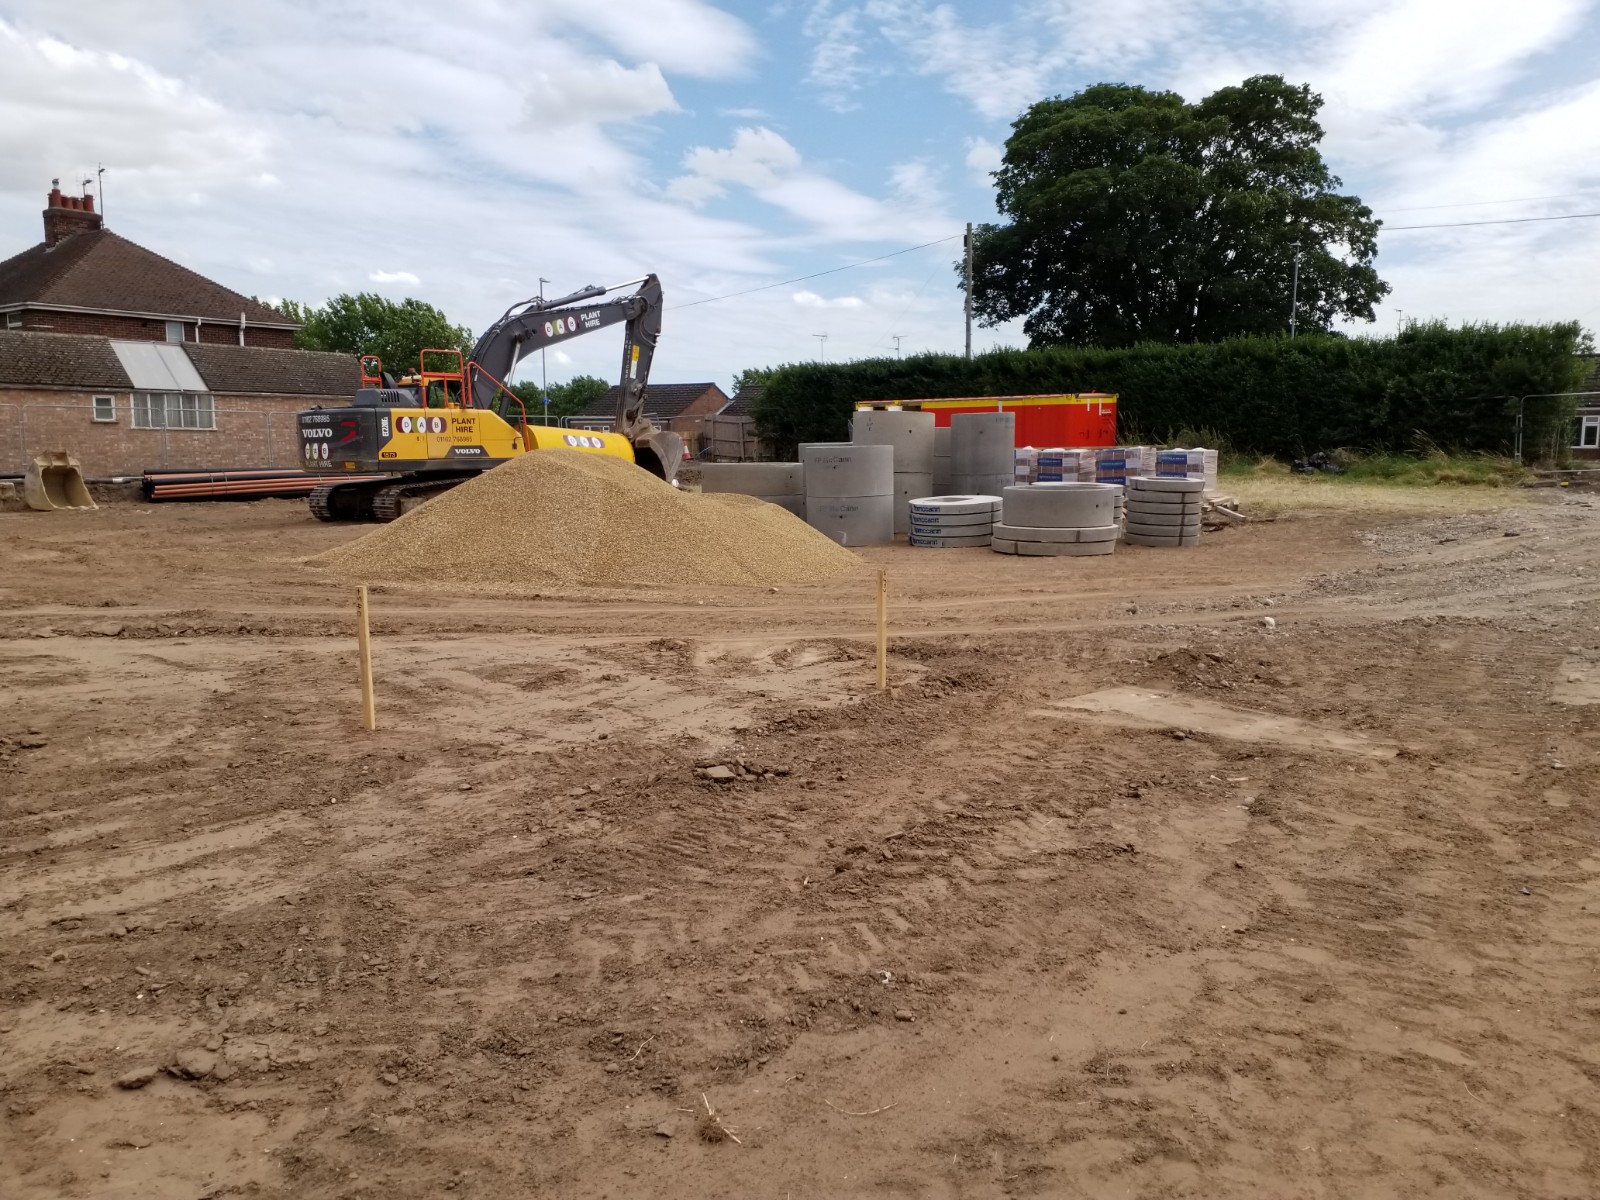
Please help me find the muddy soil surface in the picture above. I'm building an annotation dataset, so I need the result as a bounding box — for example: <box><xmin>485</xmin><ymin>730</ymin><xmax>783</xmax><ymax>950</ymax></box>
<box><xmin>3</xmin><ymin>495</ymin><xmax>1599</xmax><ymax>1199</ymax></box>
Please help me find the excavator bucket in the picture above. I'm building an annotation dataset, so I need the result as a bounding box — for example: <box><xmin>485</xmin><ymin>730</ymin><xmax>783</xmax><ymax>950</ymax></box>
<box><xmin>631</xmin><ymin>428</ymin><xmax>685</xmax><ymax>484</ymax></box>
<box><xmin>23</xmin><ymin>451</ymin><xmax>97</xmax><ymax>512</ymax></box>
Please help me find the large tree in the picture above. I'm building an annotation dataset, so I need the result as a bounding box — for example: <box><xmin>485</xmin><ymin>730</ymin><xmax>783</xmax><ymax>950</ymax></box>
<box><xmin>969</xmin><ymin>75</ymin><xmax>1388</xmax><ymax>347</ymax></box>
<box><xmin>284</xmin><ymin>293</ymin><xmax>473</xmax><ymax>374</ymax></box>
<box><xmin>510</xmin><ymin>374</ymin><xmax>610</xmax><ymax>421</ymax></box>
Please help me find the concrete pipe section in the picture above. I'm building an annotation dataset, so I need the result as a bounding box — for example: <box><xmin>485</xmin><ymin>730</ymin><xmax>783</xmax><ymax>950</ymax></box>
<box><xmin>1123</xmin><ymin>476</ymin><xmax>1204</xmax><ymax>548</ymax></box>
<box><xmin>852</xmin><ymin>411</ymin><xmax>937</xmax><ymax>534</ymax></box>
<box><xmin>1000</xmin><ymin>482</ymin><xmax>1119</xmax><ymax>529</ymax></box>
<box><xmin>950</xmin><ymin>411</ymin><xmax>1015</xmax><ymax>477</ymax></box>
<box><xmin>851</xmin><ymin>411</ymin><xmax>936</xmax><ymax>472</ymax></box>
<box><xmin>800</xmin><ymin>442</ymin><xmax>894</xmax><ymax>546</ymax></box>
<box><xmin>700</xmin><ymin>462</ymin><xmax>806</xmax><ymax>518</ymax></box>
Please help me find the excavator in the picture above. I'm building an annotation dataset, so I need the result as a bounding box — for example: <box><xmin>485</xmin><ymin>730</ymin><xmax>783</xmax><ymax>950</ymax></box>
<box><xmin>296</xmin><ymin>274</ymin><xmax>682</xmax><ymax>521</ymax></box>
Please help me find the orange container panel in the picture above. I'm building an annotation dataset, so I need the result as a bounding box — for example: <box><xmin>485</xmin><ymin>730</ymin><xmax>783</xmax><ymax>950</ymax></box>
<box><xmin>855</xmin><ymin>394</ymin><xmax>1117</xmax><ymax>448</ymax></box>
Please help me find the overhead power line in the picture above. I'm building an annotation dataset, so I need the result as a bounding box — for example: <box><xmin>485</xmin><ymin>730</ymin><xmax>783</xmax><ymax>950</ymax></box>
<box><xmin>670</xmin><ymin>234</ymin><xmax>962</xmax><ymax>311</ymax></box>
<box><xmin>1385</xmin><ymin>210</ymin><xmax>1600</xmax><ymax>232</ymax></box>
<box><xmin>1379</xmin><ymin>188</ymin><xmax>1600</xmax><ymax>215</ymax></box>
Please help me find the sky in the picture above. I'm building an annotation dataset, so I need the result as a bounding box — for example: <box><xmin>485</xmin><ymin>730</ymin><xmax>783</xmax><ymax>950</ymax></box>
<box><xmin>2</xmin><ymin>0</ymin><xmax>1600</xmax><ymax>395</ymax></box>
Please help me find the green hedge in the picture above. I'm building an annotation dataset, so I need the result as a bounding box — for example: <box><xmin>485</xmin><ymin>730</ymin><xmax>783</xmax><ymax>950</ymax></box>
<box><xmin>749</xmin><ymin>322</ymin><xmax>1588</xmax><ymax>461</ymax></box>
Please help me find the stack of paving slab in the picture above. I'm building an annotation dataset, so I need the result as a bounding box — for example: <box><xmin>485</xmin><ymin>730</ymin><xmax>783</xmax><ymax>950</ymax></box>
<box><xmin>851</xmin><ymin>409</ymin><xmax>936</xmax><ymax>535</ymax></box>
<box><xmin>1014</xmin><ymin>446</ymin><xmax>1038</xmax><ymax>485</ymax></box>
<box><xmin>1153</xmin><ymin>447</ymin><xmax>1219</xmax><ymax>494</ymax></box>
<box><xmin>992</xmin><ymin>482</ymin><xmax>1121</xmax><ymax>557</ymax></box>
<box><xmin>907</xmin><ymin>494</ymin><xmax>1001</xmax><ymax>548</ymax></box>
<box><xmin>949</xmin><ymin>411</ymin><xmax>1015</xmax><ymax>496</ymax></box>
<box><xmin>799</xmin><ymin>442</ymin><xmax>895</xmax><ymax>546</ymax></box>
<box><xmin>1122</xmin><ymin>475</ymin><xmax>1204</xmax><ymax>547</ymax></box>
<box><xmin>698</xmin><ymin>461</ymin><xmax>806</xmax><ymax>517</ymax></box>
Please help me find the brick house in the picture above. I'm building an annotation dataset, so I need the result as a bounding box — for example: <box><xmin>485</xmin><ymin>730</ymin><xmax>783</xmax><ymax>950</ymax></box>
<box><xmin>569</xmin><ymin>382</ymin><xmax>730</xmax><ymax>455</ymax></box>
<box><xmin>1</xmin><ymin>184</ymin><xmax>298</xmax><ymax>347</ymax></box>
<box><xmin>0</xmin><ymin>183</ymin><xmax>357</xmax><ymax>478</ymax></box>
<box><xmin>0</xmin><ymin>332</ymin><xmax>357</xmax><ymax>478</ymax></box>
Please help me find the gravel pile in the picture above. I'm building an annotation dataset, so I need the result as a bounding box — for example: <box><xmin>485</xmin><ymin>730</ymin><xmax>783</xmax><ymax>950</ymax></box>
<box><xmin>312</xmin><ymin>450</ymin><xmax>861</xmax><ymax>588</ymax></box>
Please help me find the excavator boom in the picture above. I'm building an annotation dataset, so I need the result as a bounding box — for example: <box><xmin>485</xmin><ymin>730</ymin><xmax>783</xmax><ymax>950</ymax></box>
<box><xmin>465</xmin><ymin>275</ymin><xmax>674</xmax><ymax>476</ymax></box>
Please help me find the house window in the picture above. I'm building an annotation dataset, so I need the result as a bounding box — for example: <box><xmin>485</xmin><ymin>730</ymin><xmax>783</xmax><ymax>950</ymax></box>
<box><xmin>132</xmin><ymin>392</ymin><xmax>215</xmax><ymax>430</ymax></box>
<box><xmin>4</xmin><ymin>312</ymin><xmax>20</xmax><ymax>329</ymax></box>
<box><xmin>165</xmin><ymin>320</ymin><xmax>185</xmax><ymax>343</ymax></box>
<box><xmin>1579</xmin><ymin>415</ymin><xmax>1600</xmax><ymax>450</ymax></box>
<box><xmin>91</xmin><ymin>395</ymin><xmax>116</xmax><ymax>423</ymax></box>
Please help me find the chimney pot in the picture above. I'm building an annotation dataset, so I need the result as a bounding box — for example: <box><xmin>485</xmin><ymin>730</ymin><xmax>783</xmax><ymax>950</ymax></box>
<box><xmin>43</xmin><ymin>181</ymin><xmax>104</xmax><ymax>246</ymax></box>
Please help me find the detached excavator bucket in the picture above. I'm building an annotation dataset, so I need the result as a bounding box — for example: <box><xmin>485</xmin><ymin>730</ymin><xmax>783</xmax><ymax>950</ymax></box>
<box><xmin>24</xmin><ymin>451</ymin><xmax>97</xmax><ymax>512</ymax></box>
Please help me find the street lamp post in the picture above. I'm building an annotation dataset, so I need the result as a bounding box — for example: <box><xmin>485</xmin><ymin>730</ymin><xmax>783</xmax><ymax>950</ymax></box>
<box><xmin>538</xmin><ymin>276</ymin><xmax>551</xmax><ymax>422</ymax></box>
<box><xmin>1289</xmin><ymin>243</ymin><xmax>1302</xmax><ymax>339</ymax></box>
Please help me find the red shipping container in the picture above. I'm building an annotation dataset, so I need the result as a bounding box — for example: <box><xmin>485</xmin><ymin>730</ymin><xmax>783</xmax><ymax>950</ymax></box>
<box><xmin>855</xmin><ymin>393</ymin><xmax>1117</xmax><ymax>448</ymax></box>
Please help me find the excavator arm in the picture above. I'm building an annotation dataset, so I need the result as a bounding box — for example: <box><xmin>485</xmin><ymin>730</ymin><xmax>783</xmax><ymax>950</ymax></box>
<box><xmin>464</xmin><ymin>276</ymin><xmax>676</xmax><ymax>477</ymax></box>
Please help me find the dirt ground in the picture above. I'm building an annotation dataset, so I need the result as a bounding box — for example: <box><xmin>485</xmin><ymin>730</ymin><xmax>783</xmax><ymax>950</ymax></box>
<box><xmin>3</xmin><ymin>486</ymin><xmax>1599</xmax><ymax>1199</ymax></box>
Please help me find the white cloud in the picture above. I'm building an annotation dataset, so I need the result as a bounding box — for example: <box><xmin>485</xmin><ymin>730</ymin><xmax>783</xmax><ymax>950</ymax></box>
<box><xmin>687</xmin><ymin>126</ymin><xmax>804</xmax><ymax>187</ymax></box>
<box><xmin>804</xmin><ymin>1</ymin><xmax>870</xmax><ymax>111</ymax></box>
<box><xmin>793</xmin><ymin>289</ymin><xmax>866</xmax><ymax>308</ymax></box>
<box><xmin>369</xmin><ymin>270</ymin><xmax>422</xmax><ymax>286</ymax></box>
<box><xmin>863</xmin><ymin>0</ymin><xmax>1052</xmax><ymax>121</ymax></box>
<box><xmin>0</xmin><ymin>19</ymin><xmax>271</xmax><ymax>193</ymax></box>
<box><xmin>669</xmin><ymin>127</ymin><xmax>954</xmax><ymax>241</ymax></box>
<box><xmin>549</xmin><ymin>1</ymin><xmax>758</xmax><ymax>79</ymax></box>
<box><xmin>964</xmin><ymin>137</ymin><xmax>1003</xmax><ymax>184</ymax></box>
<box><xmin>524</xmin><ymin>59</ymin><xmax>678</xmax><ymax>128</ymax></box>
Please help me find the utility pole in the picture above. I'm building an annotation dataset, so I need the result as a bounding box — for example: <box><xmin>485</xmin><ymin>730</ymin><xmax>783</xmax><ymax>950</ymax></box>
<box><xmin>538</xmin><ymin>276</ymin><xmax>550</xmax><ymax>422</ymax></box>
<box><xmin>95</xmin><ymin>165</ymin><xmax>105</xmax><ymax>216</ymax></box>
<box><xmin>813</xmin><ymin>333</ymin><xmax>828</xmax><ymax>362</ymax></box>
<box><xmin>891</xmin><ymin>335</ymin><xmax>903</xmax><ymax>358</ymax></box>
<box><xmin>1397</xmin><ymin>309</ymin><xmax>1405</xmax><ymax>333</ymax></box>
<box><xmin>963</xmin><ymin>222</ymin><xmax>974</xmax><ymax>359</ymax></box>
<box><xmin>1288</xmin><ymin>242</ymin><xmax>1302</xmax><ymax>339</ymax></box>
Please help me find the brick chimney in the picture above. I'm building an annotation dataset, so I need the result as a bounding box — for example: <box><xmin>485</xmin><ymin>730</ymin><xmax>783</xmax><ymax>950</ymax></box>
<box><xmin>43</xmin><ymin>179</ymin><xmax>103</xmax><ymax>247</ymax></box>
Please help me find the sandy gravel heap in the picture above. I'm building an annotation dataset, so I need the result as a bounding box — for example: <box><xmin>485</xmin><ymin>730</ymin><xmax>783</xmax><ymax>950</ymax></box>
<box><xmin>312</xmin><ymin>449</ymin><xmax>861</xmax><ymax>588</ymax></box>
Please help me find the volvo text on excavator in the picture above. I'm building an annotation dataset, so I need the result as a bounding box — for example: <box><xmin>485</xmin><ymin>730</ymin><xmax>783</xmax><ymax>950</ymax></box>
<box><xmin>296</xmin><ymin>275</ymin><xmax>682</xmax><ymax>522</ymax></box>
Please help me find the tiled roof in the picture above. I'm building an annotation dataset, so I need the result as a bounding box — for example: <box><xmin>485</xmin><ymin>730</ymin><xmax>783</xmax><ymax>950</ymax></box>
<box><xmin>721</xmin><ymin>381</ymin><xmax>764</xmax><ymax>417</ymax></box>
<box><xmin>0</xmin><ymin>230</ymin><xmax>293</xmax><ymax>327</ymax></box>
<box><xmin>183</xmin><ymin>344</ymin><xmax>359</xmax><ymax>397</ymax></box>
<box><xmin>0</xmin><ymin>331</ymin><xmax>131</xmax><ymax>389</ymax></box>
<box><xmin>0</xmin><ymin>331</ymin><xmax>358</xmax><ymax>396</ymax></box>
<box><xmin>576</xmin><ymin>382</ymin><xmax>725</xmax><ymax>420</ymax></box>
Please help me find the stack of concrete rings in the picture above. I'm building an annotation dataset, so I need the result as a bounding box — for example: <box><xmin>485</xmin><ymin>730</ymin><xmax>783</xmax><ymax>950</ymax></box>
<box><xmin>799</xmin><ymin>442</ymin><xmax>895</xmax><ymax>546</ymax></box>
<box><xmin>906</xmin><ymin>494</ymin><xmax>1001</xmax><ymax>548</ymax></box>
<box><xmin>698</xmin><ymin>462</ymin><xmax>805</xmax><ymax>517</ymax></box>
<box><xmin>851</xmin><ymin>410</ymin><xmax>936</xmax><ymax>535</ymax></box>
<box><xmin>993</xmin><ymin>482</ymin><xmax>1121</xmax><ymax>556</ymax></box>
<box><xmin>1123</xmin><ymin>476</ymin><xmax>1204</xmax><ymax>546</ymax></box>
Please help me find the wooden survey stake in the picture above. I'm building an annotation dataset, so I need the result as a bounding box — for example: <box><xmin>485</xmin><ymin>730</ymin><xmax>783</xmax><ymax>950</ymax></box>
<box><xmin>356</xmin><ymin>584</ymin><xmax>376</xmax><ymax>731</ymax></box>
<box><xmin>875</xmin><ymin>569</ymin><xmax>888</xmax><ymax>690</ymax></box>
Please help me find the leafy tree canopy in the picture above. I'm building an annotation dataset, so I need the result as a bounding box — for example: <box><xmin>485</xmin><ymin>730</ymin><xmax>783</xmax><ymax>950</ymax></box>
<box><xmin>970</xmin><ymin>75</ymin><xmax>1389</xmax><ymax>348</ymax></box>
<box><xmin>509</xmin><ymin>374</ymin><xmax>610</xmax><ymax>421</ymax></box>
<box><xmin>280</xmin><ymin>293</ymin><xmax>473</xmax><ymax>374</ymax></box>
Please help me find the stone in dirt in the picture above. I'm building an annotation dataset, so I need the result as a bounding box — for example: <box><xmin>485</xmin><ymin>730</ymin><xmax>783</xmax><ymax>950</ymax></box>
<box><xmin>701</xmin><ymin>765</ymin><xmax>736</xmax><ymax>782</ymax></box>
<box><xmin>894</xmin><ymin>1009</ymin><xmax>916</xmax><ymax>1021</ymax></box>
<box><xmin>169</xmin><ymin>1049</ymin><xmax>216</xmax><ymax>1080</ymax></box>
<box><xmin>115</xmin><ymin>1067</ymin><xmax>159</xmax><ymax>1090</ymax></box>
<box><xmin>655</xmin><ymin>1122</ymin><xmax>675</xmax><ymax>1138</ymax></box>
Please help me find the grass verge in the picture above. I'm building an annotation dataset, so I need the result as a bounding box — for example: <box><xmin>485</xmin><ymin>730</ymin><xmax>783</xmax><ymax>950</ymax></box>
<box><xmin>1220</xmin><ymin>452</ymin><xmax>1534</xmax><ymax>516</ymax></box>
